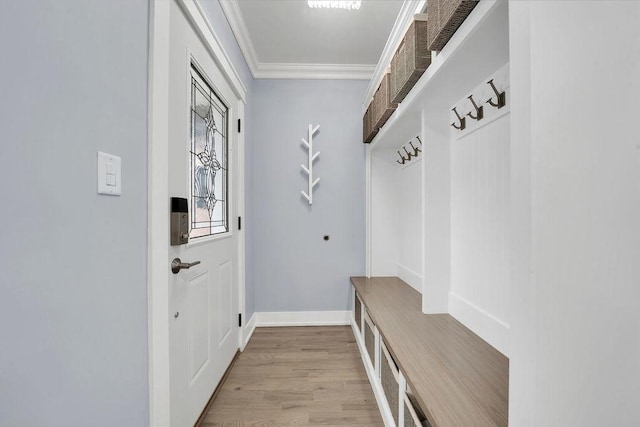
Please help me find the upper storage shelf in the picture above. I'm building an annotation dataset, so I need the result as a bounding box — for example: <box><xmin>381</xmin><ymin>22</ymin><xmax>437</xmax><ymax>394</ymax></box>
<box><xmin>368</xmin><ymin>0</ymin><xmax>509</xmax><ymax>150</ymax></box>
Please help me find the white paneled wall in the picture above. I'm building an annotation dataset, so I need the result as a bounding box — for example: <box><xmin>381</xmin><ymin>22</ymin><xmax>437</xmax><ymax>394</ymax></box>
<box><xmin>397</xmin><ymin>159</ymin><xmax>423</xmax><ymax>291</ymax></box>
<box><xmin>370</xmin><ymin>150</ymin><xmax>400</xmax><ymax>277</ymax></box>
<box><xmin>422</xmin><ymin>118</ymin><xmax>451</xmax><ymax>314</ymax></box>
<box><xmin>510</xmin><ymin>3</ymin><xmax>640</xmax><ymax>425</ymax></box>
<box><xmin>370</xmin><ymin>92</ymin><xmax>512</xmax><ymax>349</ymax></box>
<box><xmin>369</xmin><ymin>148</ymin><xmax>424</xmax><ymax>293</ymax></box>
<box><xmin>450</xmin><ymin>115</ymin><xmax>510</xmax><ymax>355</ymax></box>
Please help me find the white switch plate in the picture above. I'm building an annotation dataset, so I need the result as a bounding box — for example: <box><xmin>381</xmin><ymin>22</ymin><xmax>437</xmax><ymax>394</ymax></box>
<box><xmin>97</xmin><ymin>151</ymin><xmax>122</xmax><ymax>196</ymax></box>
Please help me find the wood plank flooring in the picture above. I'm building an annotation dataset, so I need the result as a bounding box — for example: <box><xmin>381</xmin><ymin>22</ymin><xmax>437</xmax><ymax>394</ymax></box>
<box><xmin>200</xmin><ymin>326</ymin><xmax>383</xmax><ymax>426</ymax></box>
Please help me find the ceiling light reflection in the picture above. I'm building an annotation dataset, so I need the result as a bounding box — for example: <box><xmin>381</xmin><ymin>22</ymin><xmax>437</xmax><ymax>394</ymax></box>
<box><xmin>307</xmin><ymin>1</ymin><xmax>362</xmax><ymax>11</ymax></box>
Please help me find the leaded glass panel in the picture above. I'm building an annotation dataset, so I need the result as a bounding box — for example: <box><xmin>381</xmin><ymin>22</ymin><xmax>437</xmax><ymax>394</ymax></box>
<box><xmin>190</xmin><ymin>66</ymin><xmax>228</xmax><ymax>238</ymax></box>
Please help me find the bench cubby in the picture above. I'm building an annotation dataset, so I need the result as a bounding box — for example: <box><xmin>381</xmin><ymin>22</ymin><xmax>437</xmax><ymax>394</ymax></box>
<box><xmin>351</xmin><ymin>276</ymin><xmax>508</xmax><ymax>427</ymax></box>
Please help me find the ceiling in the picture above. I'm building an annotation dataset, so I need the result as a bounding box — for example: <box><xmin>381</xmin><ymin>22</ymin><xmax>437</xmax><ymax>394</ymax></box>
<box><xmin>219</xmin><ymin>0</ymin><xmax>407</xmax><ymax>79</ymax></box>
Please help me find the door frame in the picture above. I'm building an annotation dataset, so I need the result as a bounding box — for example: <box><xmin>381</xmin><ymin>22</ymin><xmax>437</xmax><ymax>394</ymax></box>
<box><xmin>147</xmin><ymin>1</ymin><xmax>247</xmax><ymax>426</ymax></box>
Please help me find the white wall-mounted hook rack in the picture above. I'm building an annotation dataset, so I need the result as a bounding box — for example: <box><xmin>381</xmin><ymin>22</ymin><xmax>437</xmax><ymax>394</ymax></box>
<box><xmin>301</xmin><ymin>124</ymin><xmax>320</xmax><ymax>205</ymax></box>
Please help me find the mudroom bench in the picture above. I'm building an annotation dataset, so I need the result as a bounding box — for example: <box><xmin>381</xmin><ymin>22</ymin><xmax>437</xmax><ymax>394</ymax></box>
<box><xmin>350</xmin><ymin>276</ymin><xmax>508</xmax><ymax>427</ymax></box>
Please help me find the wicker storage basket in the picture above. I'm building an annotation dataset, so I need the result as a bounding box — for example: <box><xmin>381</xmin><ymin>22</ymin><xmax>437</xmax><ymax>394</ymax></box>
<box><xmin>355</xmin><ymin>293</ymin><xmax>362</xmax><ymax>333</ymax></box>
<box><xmin>404</xmin><ymin>391</ymin><xmax>432</xmax><ymax>427</ymax></box>
<box><xmin>427</xmin><ymin>0</ymin><xmax>478</xmax><ymax>51</ymax></box>
<box><xmin>391</xmin><ymin>14</ymin><xmax>431</xmax><ymax>104</ymax></box>
<box><xmin>372</xmin><ymin>73</ymin><xmax>397</xmax><ymax>130</ymax></box>
<box><xmin>381</xmin><ymin>340</ymin><xmax>400</xmax><ymax>425</ymax></box>
<box><xmin>363</xmin><ymin>103</ymin><xmax>378</xmax><ymax>143</ymax></box>
<box><xmin>364</xmin><ymin>312</ymin><xmax>376</xmax><ymax>367</ymax></box>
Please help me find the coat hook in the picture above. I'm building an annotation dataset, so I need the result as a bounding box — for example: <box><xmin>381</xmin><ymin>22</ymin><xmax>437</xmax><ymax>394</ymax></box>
<box><xmin>467</xmin><ymin>95</ymin><xmax>483</xmax><ymax>120</ymax></box>
<box><xmin>486</xmin><ymin>79</ymin><xmax>506</xmax><ymax>109</ymax></box>
<box><xmin>403</xmin><ymin>146</ymin><xmax>414</xmax><ymax>161</ymax></box>
<box><xmin>451</xmin><ymin>107</ymin><xmax>466</xmax><ymax>130</ymax></box>
<box><xmin>416</xmin><ymin>136</ymin><xmax>423</xmax><ymax>145</ymax></box>
<box><xmin>396</xmin><ymin>150</ymin><xmax>406</xmax><ymax>165</ymax></box>
<box><xmin>409</xmin><ymin>140</ymin><xmax>421</xmax><ymax>156</ymax></box>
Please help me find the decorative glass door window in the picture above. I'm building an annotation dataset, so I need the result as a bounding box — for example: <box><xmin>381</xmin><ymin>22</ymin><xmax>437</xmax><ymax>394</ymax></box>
<box><xmin>189</xmin><ymin>65</ymin><xmax>229</xmax><ymax>238</ymax></box>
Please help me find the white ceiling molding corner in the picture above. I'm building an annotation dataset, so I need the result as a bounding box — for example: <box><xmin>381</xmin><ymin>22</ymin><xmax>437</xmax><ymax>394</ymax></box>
<box><xmin>362</xmin><ymin>0</ymin><xmax>426</xmax><ymax>111</ymax></box>
<box><xmin>219</xmin><ymin>0</ymin><xmax>384</xmax><ymax>80</ymax></box>
<box><xmin>254</xmin><ymin>63</ymin><xmax>375</xmax><ymax>80</ymax></box>
<box><xmin>218</xmin><ymin>0</ymin><xmax>260</xmax><ymax>77</ymax></box>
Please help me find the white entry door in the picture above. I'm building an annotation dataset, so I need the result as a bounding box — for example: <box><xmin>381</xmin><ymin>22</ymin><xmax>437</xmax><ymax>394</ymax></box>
<box><xmin>168</xmin><ymin>1</ymin><xmax>241</xmax><ymax>426</ymax></box>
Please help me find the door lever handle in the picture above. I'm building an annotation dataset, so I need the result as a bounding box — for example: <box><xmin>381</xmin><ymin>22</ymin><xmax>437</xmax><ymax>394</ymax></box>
<box><xmin>171</xmin><ymin>258</ymin><xmax>201</xmax><ymax>274</ymax></box>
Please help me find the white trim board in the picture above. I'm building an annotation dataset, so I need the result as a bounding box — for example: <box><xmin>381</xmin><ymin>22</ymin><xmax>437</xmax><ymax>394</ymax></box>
<box><xmin>217</xmin><ymin>0</ymin><xmax>259</xmax><ymax>75</ymax></box>
<box><xmin>242</xmin><ymin>313</ymin><xmax>257</xmax><ymax>351</ymax></box>
<box><xmin>219</xmin><ymin>0</ymin><xmax>375</xmax><ymax>80</ymax></box>
<box><xmin>253</xmin><ymin>63</ymin><xmax>374</xmax><ymax>80</ymax></box>
<box><xmin>396</xmin><ymin>263</ymin><xmax>422</xmax><ymax>294</ymax></box>
<box><xmin>147</xmin><ymin>1</ymin><xmax>171</xmax><ymax>426</ymax></box>
<box><xmin>365</xmin><ymin>149</ymin><xmax>373</xmax><ymax>277</ymax></box>
<box><xmin>254</xmin><ymin>311</ymin><xmax>351</xmax><ymax>327</ymax></box>
<box><xmin>187</xmin><ymin>0</ymin><xmax>247</xmax><ymax>101</ymax></box>
<box><xmin>239</xmin><ymin>311</ymin><xmax>353</xmax><ymax>352</ymax></box>
<box><xmin>448</xmin><ymin>292</ymin><xmax>510</xmax><ymax>357</ymax></box>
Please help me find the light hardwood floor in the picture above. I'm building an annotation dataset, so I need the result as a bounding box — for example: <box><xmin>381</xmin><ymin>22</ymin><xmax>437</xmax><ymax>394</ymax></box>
<box><xmin>200</xmin><ymin>326</ymin><xmax>384</xmax><ymax>426</ymax></box>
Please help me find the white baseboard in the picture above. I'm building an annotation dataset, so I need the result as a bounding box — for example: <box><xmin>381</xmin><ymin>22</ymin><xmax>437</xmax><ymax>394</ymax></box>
<box><xmin>396</xmin><ymin>263</ymin><xmax>423</xmax><ymax>294</ymax></box>
<box><xmin>351</xmin><ymin>318</ymin><xmax>395</xmax><ymax>427</ymax></box>
<box><xmin>449</xmin><ymin>292</ymin><xmax>510</xmax><ymax>356</ymax></box>
<box><xmin>241</xmin><ymin>313</ymin><xmax>257</xmax><ymax>351</ymax></box>
<box><xmin>254</xmin><ymin>310</ymin><xmax>351</xmax><ymax>327</ymax></box>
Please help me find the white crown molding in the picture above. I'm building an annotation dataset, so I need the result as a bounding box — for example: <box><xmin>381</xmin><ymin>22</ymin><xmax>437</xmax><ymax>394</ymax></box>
<box><xmin>362</xmin><ymin>0</ymin><xmax>426</xmax><ymax>111</ymax></box>
<box><xmin>218</xmin><ymin>0</ymin><xmax>260</xmax><ymax>75</ymax></box>
<box><xmin>254</xmin><ymin>63</ymin><xmax>374</xmax><ymax>80</ymax></box>
<box><xmin>219</xmin><ymin>0</ymin><xmax>375</xmax><ymax>80</ymax></box>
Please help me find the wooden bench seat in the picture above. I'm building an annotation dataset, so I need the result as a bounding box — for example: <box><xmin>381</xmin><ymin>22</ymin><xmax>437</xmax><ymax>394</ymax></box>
<box><xmin>351</xmin><ymin>276</ymin><xmax>509</xmax><ymax>427</ymax></box>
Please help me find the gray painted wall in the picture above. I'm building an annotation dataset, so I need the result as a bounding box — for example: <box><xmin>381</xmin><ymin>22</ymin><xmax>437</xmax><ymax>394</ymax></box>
<box><xmin>0</xmin><ymin>2</ymin><xmax>365</xmax><ymax>425</ymax></box>
<box><xmin>252</xmin><ymin>79</ymin><xmax>367</xmax><ymax>312</ymax></box>
<box><xmin>197</xmin><ymin>3</ymin><xmax>367</xmax><ymax>318</ymax></box>
<box><xmin>0</xmin><ymin>1</ymin><xmax>149</xmax><ymax>426</ymax></box>
<box><xmin>200</xmin><ymin>0</ymin><xmax>256</xmax><ymax>318</ymax></box>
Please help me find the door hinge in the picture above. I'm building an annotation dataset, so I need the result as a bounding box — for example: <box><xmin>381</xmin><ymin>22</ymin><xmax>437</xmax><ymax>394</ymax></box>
<box><xmin>238</xmin><ymin>216</ymin><xmax>242</xmax><ymax>231</ymax></box>
<box><xmin>238</xmin><ymin>313</ymin><xmax>242</xmax><ymax>327</ymax></box>
<box><xmin>237</xmin><ymin>118</ymin><xmax>241</xmax><ymax>133</ymax></box>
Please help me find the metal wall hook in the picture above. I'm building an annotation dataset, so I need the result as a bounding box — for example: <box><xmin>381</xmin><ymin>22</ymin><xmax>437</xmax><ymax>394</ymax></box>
<box><xmin>486</xmin><ymin>79</ymin><xmax>506</xmax><ymax>109</ymax></box>
<box><xmin>396</xmin><ymin>150</ymin><xmax>407</xmax><ymax>165</ymax></box>
<box><xmin>397</xmin><ymin>136</ymin><xmax>422</xmax><ymax>166</ymax></box>
<box><xmin>451</xmin><ymin>107</ymin><xmax>466</xmax><ymax>130</ymax></box>
<box><xmin>409</xmin><ymin>140</ymin><xmax>421</xmax><ymax>156</ymax></box>
<box><xmin>467</xmin><ymin>95</ymin><xmax>484</xmax><ymax>120</ymax></box>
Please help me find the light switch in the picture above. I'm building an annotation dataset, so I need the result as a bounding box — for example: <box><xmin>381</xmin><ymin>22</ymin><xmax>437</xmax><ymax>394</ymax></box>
<box><xmin>98</xmin><ymin>151</ymin><xmax>122</xmax><ymax>196</ymax></box>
